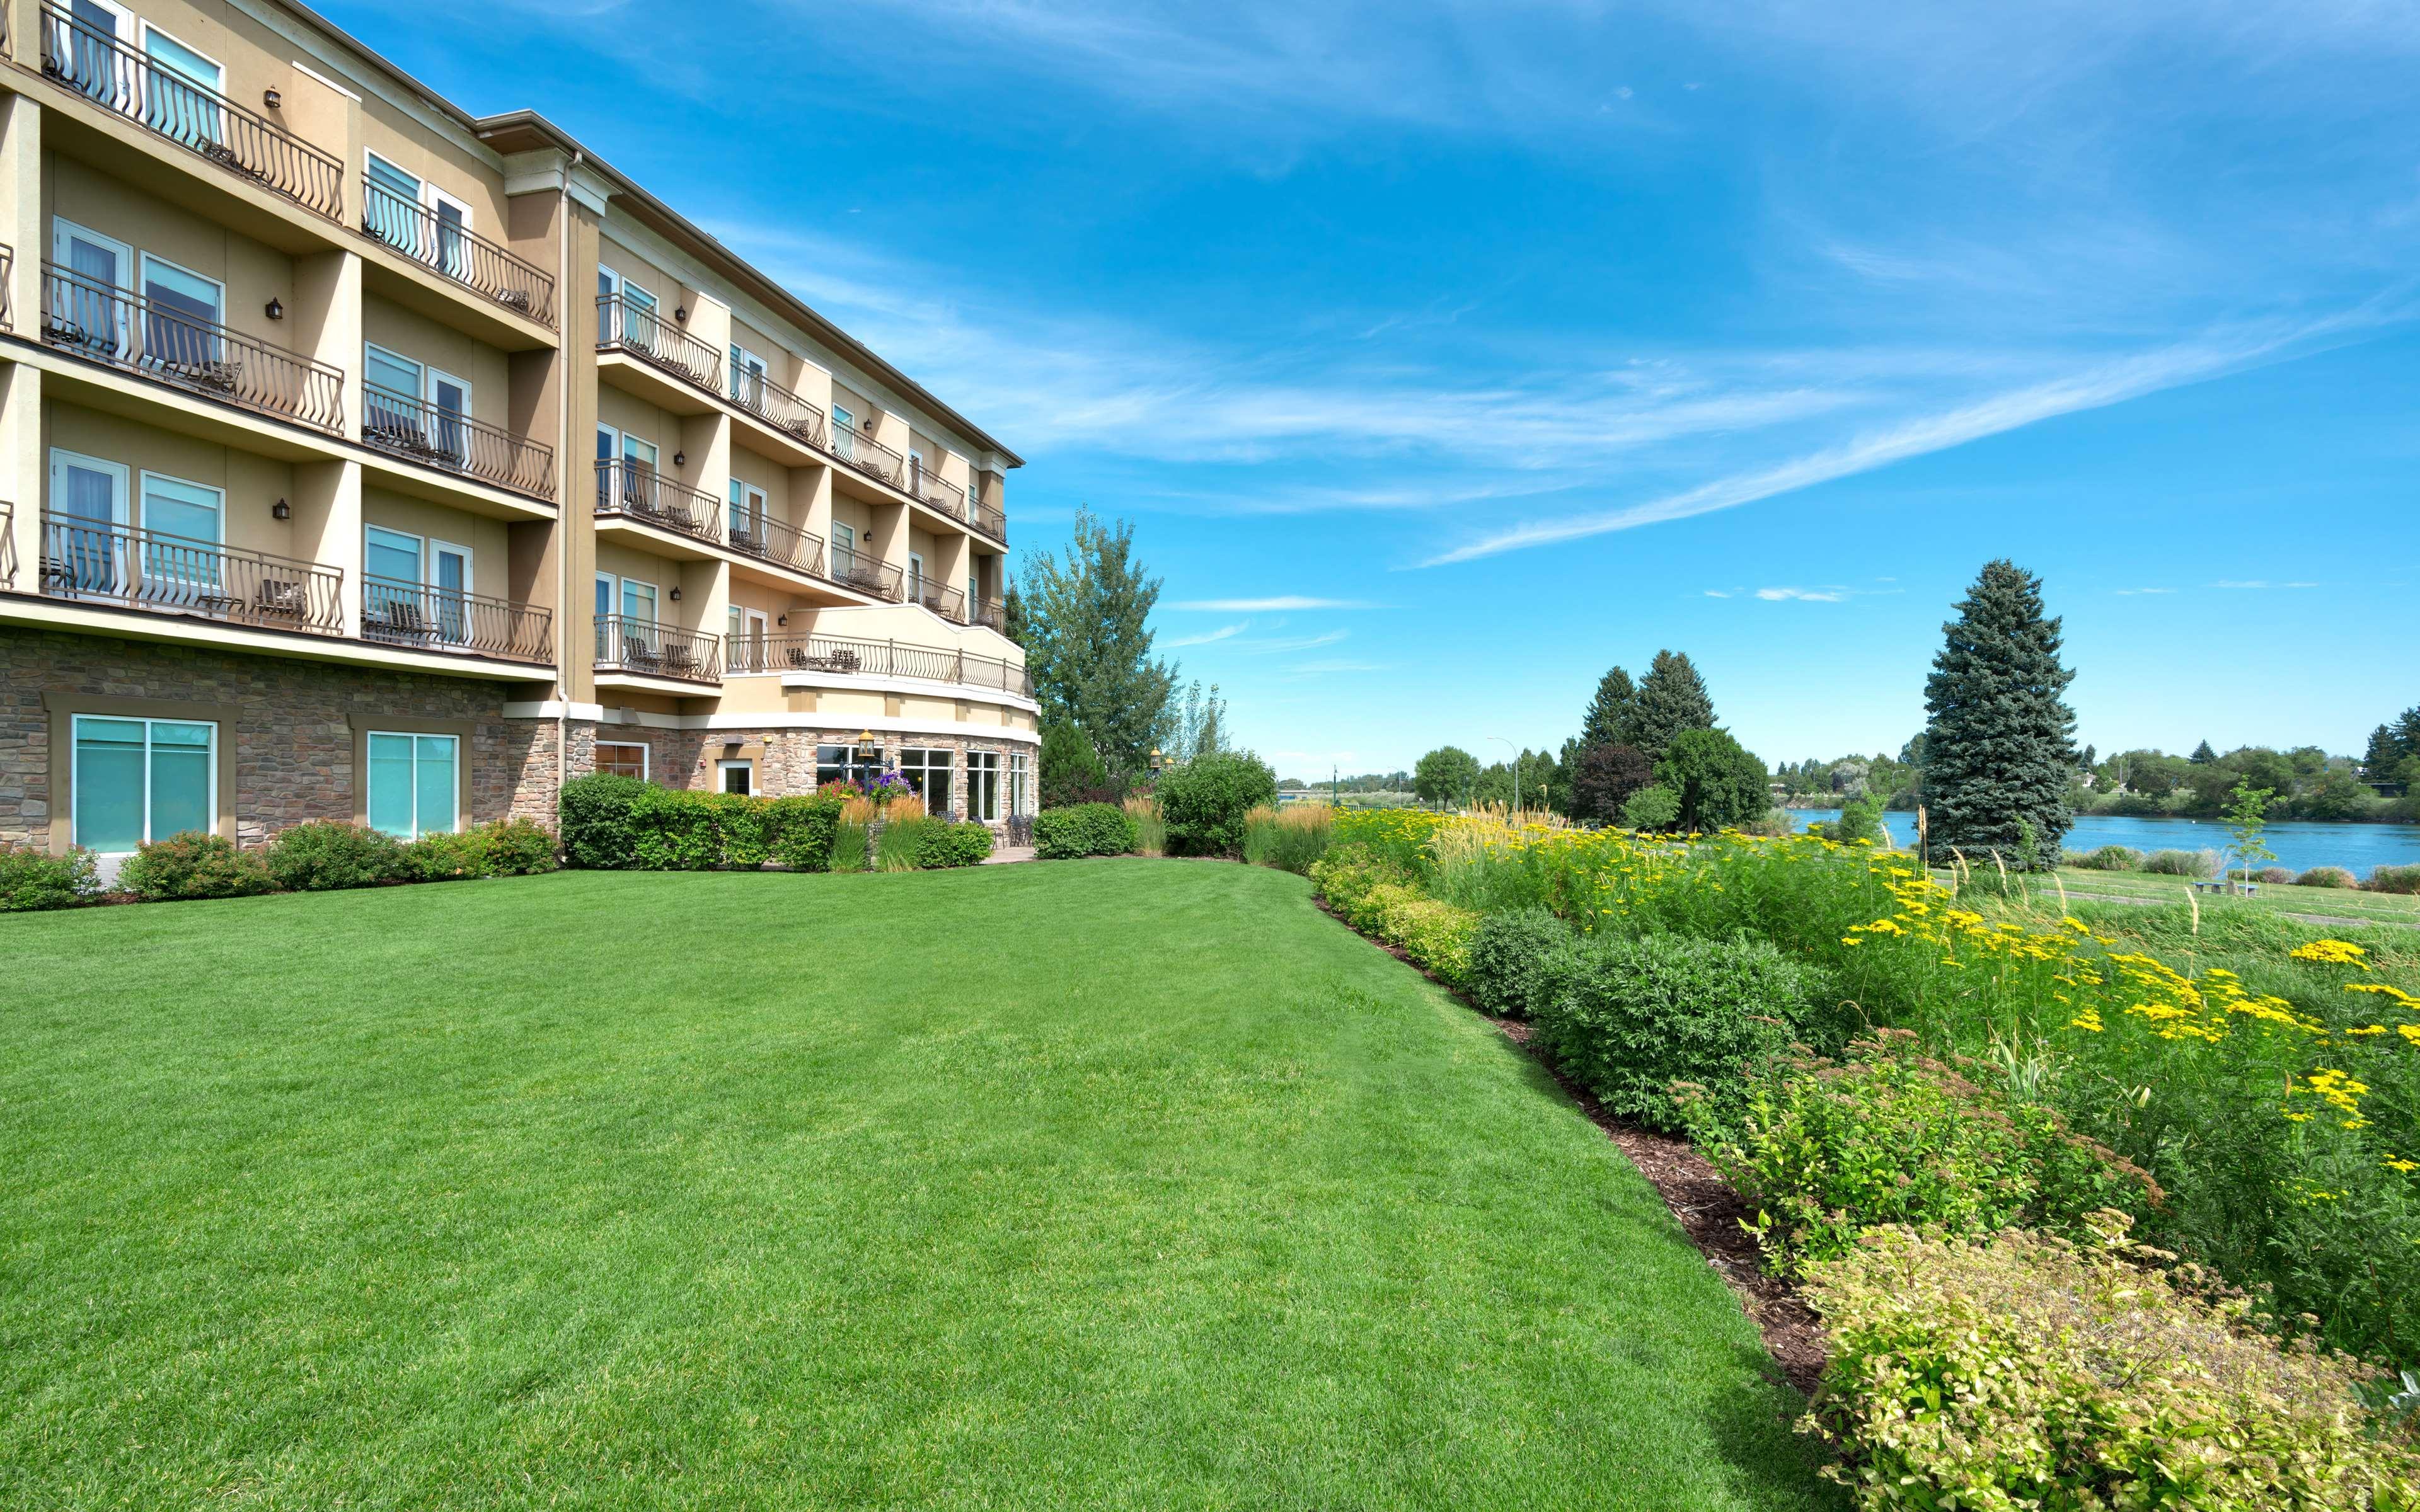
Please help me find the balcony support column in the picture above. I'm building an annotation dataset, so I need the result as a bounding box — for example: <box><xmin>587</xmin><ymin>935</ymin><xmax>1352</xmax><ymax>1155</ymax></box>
<box><xmin>291</xmin><ymin>248</ymin><xmax>362</xmax><ymax>439</ymax></box>
<box><xmin>0</xmin><ymin>364</ymin><xmax>40</xmax><ymax>585</ymax></box>
<box><xmin>0</xmin><ymin>91</ymin><xmax>38</xmax><ymax>346</ymax></box>
<box><xmin>289</xmin><ymin>459</ymin><xmax>362</xmax><ymax>638</ymax></box>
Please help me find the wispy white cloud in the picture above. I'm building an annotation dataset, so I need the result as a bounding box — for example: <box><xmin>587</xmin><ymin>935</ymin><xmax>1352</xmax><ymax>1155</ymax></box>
<box><xmin>1163</xmin><ymin>621</ymin><xmax>1248</xmax><ymax>647</ymax></box>
<box><xmin>1171</xmin><ymin>596</ymin><xmax>1373</xmax><ymax>612</ymax></box>
<box><xmin>2210</xmin><ymin>580</ymin><xmax>2320</xmax><ymax>590</ymax></box>
<box><xmin>1285</xmin><ymin>658</ymin><xmax>1388</xmax><ymax>677</ymax></box>
<box><xmin>1754</xmin><ymin>587</ymin><xmax>1850</xmax><ymax>603</ymax></box>
<box><xmin>1232</xmin><ymin>630</ymin><xmax>1349</xmax><ymax>653</ymax></box>
<box><xmin>2113</xmin><ymin>587</ymin><xmax>2177</xmax><ymax>595</ymax></box>
<box><xmin>1417</xmin><ymin>312</ymin><xmax>2380</xmax><ymax>568</ymax></box>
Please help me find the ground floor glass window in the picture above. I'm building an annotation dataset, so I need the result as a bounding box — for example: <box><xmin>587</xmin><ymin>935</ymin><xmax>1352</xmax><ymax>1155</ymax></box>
<box><xmin>1010</xmin><ymin>752</ymin><xmax>1032</xmax><ymax>817</ymax></box>
<box><xmin>815</xmin><ymin>743</ymin><xmax>884</xmax><ymax>788</ymax></box>
<box><xmin>967</xmin><ymin>750</ymin><xmax>1001</xmax><ymax>823</ymax></box>
<box><xmin>898</xmin><ymin>747</ymin><xmax>954</xmax><ymax>811</ymax></box>
<box><xmin>594</xmin><ymin>742</ymin><xmax>648</xmax><ymax>780</ymax></box>
<box><xmin>367</xmin><ymin>732</ymin><xmax>459</xmax><ymax>840</ymax></box>
<box><xmin>72</xmin><ymin>715</ymin><xmax>214</xmax><ymax>854</ymax></box>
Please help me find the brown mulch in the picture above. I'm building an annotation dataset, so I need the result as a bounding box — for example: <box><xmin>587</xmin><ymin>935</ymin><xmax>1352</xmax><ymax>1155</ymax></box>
<box><xmin>1315</xmin><ymin>898</ymin><xmax>1829</xmax><ymax>1397</ymax></box>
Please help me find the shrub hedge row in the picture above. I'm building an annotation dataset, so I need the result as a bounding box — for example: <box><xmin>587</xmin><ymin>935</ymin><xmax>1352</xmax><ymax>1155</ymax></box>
<box><xmin>1032</xmin><ymin>803</ymin><xmax>1136</xmax><ymax>859</ymax></box>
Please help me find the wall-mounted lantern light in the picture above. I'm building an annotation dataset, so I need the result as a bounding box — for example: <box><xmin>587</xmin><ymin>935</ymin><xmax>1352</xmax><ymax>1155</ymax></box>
<box><xmin>264</xmin><ymin>297</ymin><xmax>283</xmax><ymax>321</ymax></box>
<box><xmin>263</xmin><ymin>87</ymin><xmax>282</xmax><ymax>109</ymax></box>
<box><xmin>271</xmin><ymin>498</ymin><xmax>291</xmax><ymax>520</ymax></box>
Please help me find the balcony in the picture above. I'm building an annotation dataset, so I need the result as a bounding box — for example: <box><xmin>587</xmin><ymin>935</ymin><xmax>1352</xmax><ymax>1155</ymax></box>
<box><xmin>596</xmin><ymin>294</ymin><xmax>720</xmax><ymax>391</ymax></box>
<box><xmin>364</xmin><ymin>386</ymin><xmax>556</xmax><ymax>501</ymax></box>
<box><xmin>826</xmin><ymin>423</ymin><xmax>908</xmax><ymax>490</ymax></box>
<box><xmin>362</xmin><ymin>576</ymin><xmax>551</xmax><ymax>664</ymax></box>
<box><xmin>913</xmin><ymin>576</ymin><xmax>967</xmax><ymax>623</ymax></box>
<box><xmin>727</xmin><ymin>364</ymin><xmax>827</xmax><ymax>448</ymax></box>
<box><xmin>361</xmin><ymin>182</ymin><xmax>556</xmax><ymax>328</ymax></box>
<box><xmin>41</xmin><ymin>262</ymin><xmax>346</xmax><ymax>435</ymax></box>
<box><xmin>909</xmin><ymin>464</ymin><xmax>965</xmax><ymax>520</ymax></box>
<box><xmin>829</xmin><ymin>542</ymin><xmax>904</xmax><ymax>601</ymax></box>
<box><xmin>38</xmin><ymin>4</ymin><xmax>345</xmax><ymax>222</ymax></box>
<box><xmin>755</xmin><ymin>633</ymin><xmax>1031</xmax><ymax>696</ymax></box>
<box><xmin>37</xmin><ymin>512</ymin><xmax>345</xmax><ymax>636</ymax></box>
<box><xmin>594</xmin><ymin>461</ymin><xmax>722</xmax><ymax>546</ymax></box>
<box><xmin>594</xmin><ymin>614</ymin><xmax>720</xmax><ymax>684</ymax></box>
<box><xmin>726</xmin><ymin>509</ymin><xmax>823</xmax><ymax>579</ymax></box>
<box><xmin>969</xmin><ymin>499</ymin><xmax>1008</xmax><ymax>543</ymax></box>
<box><xmin>969</xmin><ymin>595</ymin><xmax>1007</xmax><ymax>635</ymax></box>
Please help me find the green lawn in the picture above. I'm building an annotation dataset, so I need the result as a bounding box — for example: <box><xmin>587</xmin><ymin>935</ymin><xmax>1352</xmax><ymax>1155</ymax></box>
<box><xmin>1</xmin><ymin>861</ymin><xmax>1829</xmax><ymax>1511</ymax></box>
<box><xmin>2041</xmin><ymin>864</ymin><xmax>2420</xmax><ymax>926</ymax></box>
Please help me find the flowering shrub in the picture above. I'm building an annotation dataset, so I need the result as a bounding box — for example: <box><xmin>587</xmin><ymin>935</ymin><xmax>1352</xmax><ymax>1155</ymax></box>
<box><xmin>265</xmin><ymin>821</ymin><xmax>405</xmax><ymax>891</ymax></box>
<box><xmin>0</xmin><ymin>844</ymin><xmax>101</xmax><ymax>912</ymax></box>
<box><xmin>118</xmin><ymin>832</ymin><xmax>273</xmax><ymax>902</ymax></box>
<box><xmin>1328</xmin><ymin>808</ymin><xmax>1448</xmax><ymax>874</ymax></box>
<box><xmin>1689</xmin><ymin>1032</ymin><xmax>2158</xmax><ymax>1271</ymax></box>
<box><xmin>1803</xmin><ymin>1221</ymin><xmax>2420</xmax><ymax>1511</ymax></box>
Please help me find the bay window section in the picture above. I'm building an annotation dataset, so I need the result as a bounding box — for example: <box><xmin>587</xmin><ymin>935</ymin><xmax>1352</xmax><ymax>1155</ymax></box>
<box><xmin>815</xmin><ymin>743</ymin><xmax>883</xmax><ymax>789</ymax></box>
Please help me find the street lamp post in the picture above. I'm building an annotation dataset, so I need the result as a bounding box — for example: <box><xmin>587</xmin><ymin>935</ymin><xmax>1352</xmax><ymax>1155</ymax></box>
<box><xmin>1489</xmin><ymin>735</ymin><xmax>1519</xmax><ymax>813</ymax></box>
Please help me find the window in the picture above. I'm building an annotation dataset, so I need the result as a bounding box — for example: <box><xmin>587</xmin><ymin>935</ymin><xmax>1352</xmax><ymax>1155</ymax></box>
<box><xmin>830</xmin><ymin>403</ymin><xmax>855</xmax><ymax>460</ymax></box>
<box><xmin>141</xmin><ymin>23</ymin><xmax>224</xmax><ymax>150</ymax></box>
<box><xmin>138</xmin><ymin>472</ymin><xmax>223</xmax><ymax>594</ymax></box>
<box><xmin>717</xmin><ymin>759</ymin><xmax>754</xmax><ymax>796</ymax></box>
<box><xmin>728</xmin><ymin>479</ymin><xmax>767</xmax><ymax>545</ymax></box>
<box><xmin>366</xmin><ymin>731</ymin><xmax>458</xmax><ymax>839</ymax></box>
<box><xmin>364</xmin><ymin>152</ymin><xmax>422</xmax><ymax>251</ymax></box>
<box><xmin>815</xmin><ymin>743</ymin><xmax>884</xmax><ymax>789</ymax></box>
<box><xmin>365</xmin><ymin>343</ymin><xmax>424</xmax><ymax>437</ymax></box>
<box><xmin>594</xmin><ymin>573</ymin><xmax>657</xmax><ymax>663</ymax></box>
<box><xmin>831</xmin><ymin>520</ymin><xmax>856</xmax><ymax>578</ymax></box>
<box><xmin>898</xmin><ymin>747</ymin><xmax>954</xmax><ymax>811</ymax></box>
<box><xmin>597</xmin><ymin>265</ymin><xmax>655</xmax><ymax>343</ymax></box>
<box><xmin>594</xmin><ymin>742</ymin><xmax>649</xmax><ymax>781</ymax></box>
<box><xmin>730</xmin><ymin>343</ymin><xmax>766</xmax><ymax>407</ymax></box>
<box><xmin>1010</xmin><ymin>751</ymin><xmax>1032</xmax><ymax>818</ymax></box>
<box><xmin>72</xmin><ymin>714</ymin><xmax>214</xmax><ymax>854</ymax></box>
<box><xmin>49</xmin><ymin>219</ymin><xmax>131</xmax><ymax>358</ymax></box>
<box><xmin>366</xmin><ymin>527</ymin><xmax>470</xmax><ymax>643</ymax></box>
<box><xmin>50</xmin><ymin>1</ymin><xmax>131</xmax><ymax>108</ymax></box>
<box><xmin>48</xmin><ymin>449</ymin><xmax>128</xmax><ymax>593</ymax></box>
<box><xmin>967</xmin><ymin>750</ymin><xmax>1001</xmax><ymax>823</ymax></box>
<box><xmin>139</xmin><ymin>254</ymin><xmax>222</xmax><ymax>371</ymax></box>
<box><xmin>908</xmin><ymin>551</ymin><xmax>925</xmax><ymax>599</ymax></box>
<box><xmin>727</xmin><ymin>605</ymin><xmax>769</xmax><ymax>673</ymax></box>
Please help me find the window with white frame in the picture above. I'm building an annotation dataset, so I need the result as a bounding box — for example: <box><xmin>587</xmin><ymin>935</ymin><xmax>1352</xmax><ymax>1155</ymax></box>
<box><xmin>72</xmin><ymin>714</ymin><xmax>214</xmax><ymax>854</ymax></box>
<box><xmin>815</xmin><ymin>743</ymin><xmax>883</xmax><ymax>789</ymax></box>
<box><xmin>594</xmin><ymin>742</ymin><xmax>649</xmax><ymax>781</ymax></box>
<box><xmin>898</xmin><ymin>747</ymin><xmax>954</xmax><ymax>811</ymax></box>
<box><xmin>830</xmin><ymin>402</ymin><xmax>855</xmax><ymax>460</ymax></box>
<box><xmin>1010</xmin><ymin>751</ymin><xmax>1032</xmax><ymax>817</ymax></box>
<box><xmin>365</xmin><ymin>731</ymin><xmax>459</xmax><ymax>840</ymax></box>
<box><xmin>967</xmin><ymin>750</ymin><xmax>1001</xmax><ymax>823</ymax></box>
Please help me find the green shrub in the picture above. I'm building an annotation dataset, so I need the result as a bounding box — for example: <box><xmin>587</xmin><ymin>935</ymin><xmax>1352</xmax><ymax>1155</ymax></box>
<box><xmin>1033</xmin><ymin>802</ymin><xmax>1136</xmax><ymax>859</ymax></box>
<box><xmin>1653</xmin><ymin>729</ymin><xmax>1771</xmax><ymax>833</ymax></box>
<box><xmin>2073</xmin><ymin>844</ymin><xmax>2143</xmax><ymax>871</ymax></box>
<box><xmin>2296</xmin><ymin>866</ymin><xmax>2357</xmax><ymax>889</ymax></box>
<box><xmin>1463</xmin><ymin>907</ymin><xmax>1577</xmax><ymax>1021</ymax></box>
<box><xmin>473</xmin><ymin>818</ymin><xmax>559</xmax><ymax>876</ymax></box>
<box><xmin>2368</xmin><ymin>863</ymin><xmax>2420</xmax><ymax>895</ymax></box>
<box><xmin>912</xmin><ymin>820</ymin><xmax>994</xmax><ymax>869</ymax></box>
<box><xmin>1622</xmin><ymin>784</ymin><xmax>1681</xmax><ymax>831</ymax></box>
<box><xmin>265</xmin><ymin>821</ymin><xmax>405</xmax><ymax>891</ymax></box>
<box><xmin>1309</xmin><ymin>845</ymin><xmax>1409</xmax><ymax>927</ymax></box>
<box><xmin>1690</xmin><ymin>1031</ymin><xmax>2158</xmax><ymax>1273</ymax></box>
<box><xmin>827</xmin><ymin>820</ymin><xmax>870</xmax><ymax>873</ymax></box>
<box><xmin>560</xmin><ymin>773</ymin><xmax>648</xmax><ymax>868</ymax></box>
<box><xmin>875</xmin><ymin>814</ymin><xmax>933</xmax><ymax>872</ymax></box>
<box><xmin>118</xmin><ymin>832</ymin><xmax>274</xmax><ymax>902</ymax></box>
<box><xmin>761</xmin><ymin>794</ymin><xmax>842</xmax><ymax>871</ymax></box>
<box><xmin>1156</xmin><ymin>750</ymin><xmax>1278</xmax><ymax>857</ymax></box>
<box><xmin>1532</xmin><ymin>932</ymin><xmax>1814</xmax><ymax>1133</ymax></box>
<box><xmin>1803</xmin><ymin>1222</ymin><xmax>2420</xmax><ymax>1511</ymax></box>
<box><xmin>402</xmin><ymin>828</ymin><xmax>487</xmax><ymax>881</ymax></box>
<box><xmin>2142</xmin><ymin>847</ymin><xmax>2218</xmax><ymax>878</ymax></box>
<box><xmin>1039</xmin><ymin>721</ymin><xmax>1109</xmax><ymax>808</ymax></box>
<box><xmin>0</xmin><ymin>844</ymin><xmax>100</xmax><ymax>911</ymax></box>
<box><xmin>1374</xmin><ymin>890</ymin><xmax>1480</xmax><ymax>987</ymax></box>
<box><xmin>1811</xmin><ymin>795</ymin><xmax>1884</xmax><ymax>847</ymax></box>
<box><xmin>2257</xmin><ymin>866</ymin><xmax>2296</xmax><ymax>885</ymax></box>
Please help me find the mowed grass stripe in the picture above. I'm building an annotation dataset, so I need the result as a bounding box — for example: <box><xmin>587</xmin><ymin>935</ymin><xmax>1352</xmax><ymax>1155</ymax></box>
<box><xmin>2</xmin><ymin>861</ymin><xmax>1832</xmax><ymax>1509</ymax></box>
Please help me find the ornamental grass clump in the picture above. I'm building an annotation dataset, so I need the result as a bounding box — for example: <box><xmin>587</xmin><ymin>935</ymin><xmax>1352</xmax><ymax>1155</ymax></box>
<box><xmin>1240</xmin><ymin>801</ymin><xmax>1332</xmax><ymax>874</ymax></box>
<box><xmin>1124</xmin><ymin>794</ymin><xmax>1166</xmax><ymax>857</ymax></box>
<box><xmin>1802</xmin><ymin>1220</ymin><xmax>2420</xmax><ymax>1511</ymax></box>
<box><xmin>2143</xmin><ymin>847</ymin><xmax>2220</xmax><ymax>878</ymax></box>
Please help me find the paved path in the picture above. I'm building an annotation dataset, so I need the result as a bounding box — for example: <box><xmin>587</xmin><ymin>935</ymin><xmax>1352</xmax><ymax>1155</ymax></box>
<box><xmin>982</xmin><ymin>845</ymin><xmax>1036</xmax><ymax>866</ymax></box>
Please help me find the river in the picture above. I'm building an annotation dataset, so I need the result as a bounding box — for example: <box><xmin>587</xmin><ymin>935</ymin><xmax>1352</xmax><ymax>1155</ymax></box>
<box><xmin>1783</xmin><ymin>809</ymin><xmax>2420</xmax><ymax>879</ymax></box>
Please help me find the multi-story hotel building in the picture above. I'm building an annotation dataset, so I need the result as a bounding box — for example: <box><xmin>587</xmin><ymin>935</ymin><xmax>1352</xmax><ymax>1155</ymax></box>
<box><xmin>0</xmin><ymin>0</ymin><xmax>1036</xmax><ymax>862</ymax></box>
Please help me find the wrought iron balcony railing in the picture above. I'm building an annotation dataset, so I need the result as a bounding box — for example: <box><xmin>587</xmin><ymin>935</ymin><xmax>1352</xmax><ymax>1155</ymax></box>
<box><xmin>594</xmin><ymin>461</ymin><xmax>722</xmax><ymax>546</ymax></box>
<box><xmin>969</xmin><ymin>498</ymin><xmax>1008</xmax><ymax>542</ymax></box>
<box><xmin>39</xmin><ymin>512</ymin><xmax>345</xmax><ymax>635</ymax></box>
<box><xmin>364</xmin><ymin>385</ymin><xmax>555</xmax><ymax>500</ymax></box>
<box><xmin>39</xmin><ymin>4</ymin><xmax>344</xmax><ymax>220</ymax></box>
<box><xmin>969</xmin><ymin>595</ymin><xmax>1006</xmax><ymax>634</ymax></box>
<box><xmin>593</xmin><ymin>614</ymin><xmax>720</xmax><ymax>684</ymax></box>
<box><xmin>727</xmin><ymin>364</ymin><xmax>827</xmax><ymax>447</ymax></box>
<box><xmin>362</xmin><ymin>575</ymin><xmax>552</xmax><ymax>663</ymax></box>
<box><xmin>909</xmin><ymin>464</ymin><xmax>965</xmax><ymax>520</ymax></box>
<box><xmin>42</xmin><ymin>261</ymin><xmax>346</xmax><ymax>433</ymax></box>
<box><xmin>0</xmin><ymin>503</ymin><xmax>14</xmax><ymax>590</ymax></box>
<box><xmin>748</xmin><ymin>633</ymin><xmax>1031</xmax><ymax>695</ymax></box>
<box><xmin>1</xmin><ymin>243</ymin><xmax>12</xmax><ymax>330</ymax></box>
<box><xmin>596</xmin><ymin>294</ymin><xmax>720</xmax><ymax>391</ymax></box>
<box><xmin>913</xmin><ymin>576</ymin><xmax>967</xmax><ymax>622</ymax></box>
<box><xmin>725</xmin><ymin>508</ymin><xmax>822</xmax><ymax>578</ymax></box>
<box><xmin>825</xmin><ymin>421</ymin><xmax>907</xmax><ymax>489</ymax></box>
<box><xmin>829</xmin><ymin>543</ymin><xmax>904</xmax><ymax>600</ymax></box>
<box><xmin>361</xmin><ymin>181</ymin><xmax>556</xmax><ymax>327</ymax></box>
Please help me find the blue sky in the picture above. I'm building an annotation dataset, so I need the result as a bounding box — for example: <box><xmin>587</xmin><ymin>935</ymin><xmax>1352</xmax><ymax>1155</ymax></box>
<box><xmin>332</xmin><ymin>0</ymin><xmax>2419</xmax><ymax>778</ymax></box>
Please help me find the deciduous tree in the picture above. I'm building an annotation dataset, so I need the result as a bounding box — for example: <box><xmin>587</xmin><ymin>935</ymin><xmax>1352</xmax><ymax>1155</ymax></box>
<box><xmin>1413</xmin><ymin>746</ymin><xmax>1480</xmax><ymax>808</ymax></box>
<box><xmin>1017</xmin><ymin>509</ymin><xmax>1177</xmax><ymax>776</ymax></box>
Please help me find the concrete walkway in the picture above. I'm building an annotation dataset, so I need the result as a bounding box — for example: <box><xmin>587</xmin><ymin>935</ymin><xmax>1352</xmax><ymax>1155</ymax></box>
<box><xmin>982</xmin><ymin>845</ymin><xmax>1037</xmax><ymax>865</ymax></box>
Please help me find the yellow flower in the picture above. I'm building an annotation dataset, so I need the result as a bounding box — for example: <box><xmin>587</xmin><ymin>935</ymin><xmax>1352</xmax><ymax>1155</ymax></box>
<box><xmin>2288</xmin><ymin>939</ymin><xmax>2372</xmax><ymax>969</ymax></box>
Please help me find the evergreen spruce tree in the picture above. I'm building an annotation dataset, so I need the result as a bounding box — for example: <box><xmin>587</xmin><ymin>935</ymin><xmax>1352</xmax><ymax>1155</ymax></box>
<box><xmin>1921</xmin><ymin>559</ymin><xmax>2078</xmax><ymax>868</ymax></box>
<box><xmin>2190</xmin><ymin>740</ymin><xmax>2218</xmax><ymax>764</ymax></box>
<box><xmin>1631</xmin><ymin>650</ymin><xmax>1716</xmax><ymax>760</ymax></box>
<box><xmin>1580</xmin><ymin>666</ymin><xmax>1639</xmax><ymax>750</ymax></box>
